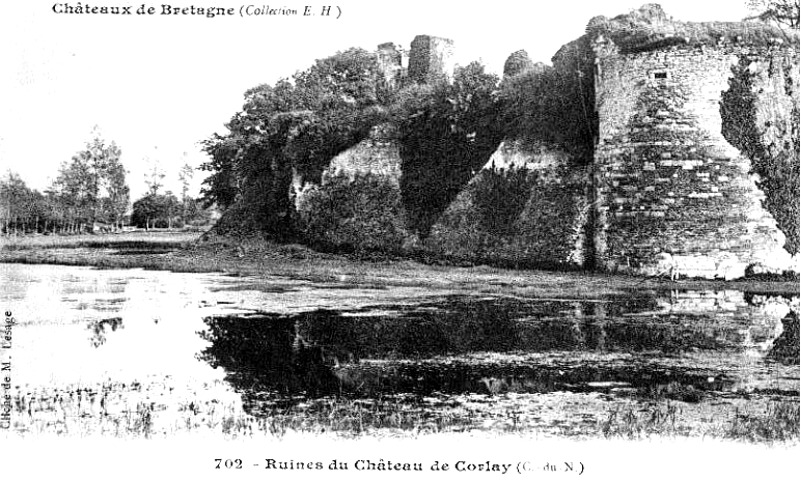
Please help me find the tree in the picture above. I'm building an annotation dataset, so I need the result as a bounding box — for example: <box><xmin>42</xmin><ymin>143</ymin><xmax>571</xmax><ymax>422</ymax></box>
<box><xmin>178</xmin><ymin>162</ymin><xmax>194</xmax><ymax>224</ymax></box>
<box><xmin>100</xmin><ymin>152</ymin><xmax>130</xmax><ymax>229</ymax></box>
<box><xmin>131</xmin><ymin>192</ymin><xmax>181</xmax><ymax>229</ymax></box>
<box><xmin>0</xmin><ymin>172</ymin><xmax>45</xmax><ymax>234</ymax></box>
<box><xmin>200</xmin><ymin>47</ymin><xmax>389</xmax><ymax>238</ymax></box>
<box><xmin>199</xmin><ymin>134</ymin><xmax>239</xmax><ymax>210</ymax></box>
<box><xmin>144</xmin><ymin>162</ymin><xmax>166</xmax><ymax>196</ymax></box>
<box><xmin>49</xmin><ymin>129</ymin><xmax>129</xmax><ymax>232</ymax></box>
<box><xmin>747</xmin><ymin>0</ymin><xmax>800</xmax><ymax>29</ymax></box>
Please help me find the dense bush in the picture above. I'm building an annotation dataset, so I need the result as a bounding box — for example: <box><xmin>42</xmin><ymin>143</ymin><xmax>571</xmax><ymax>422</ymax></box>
<box><xmin>427</xmin><ymin>166</ymin><xmax>537</xmax><ymax>259</ymax></box>
<box><xmin>473</xmin><ymin>165</ymin><xmax>539</xmax><ymax>238</ymax></box>
<box><xmin>298</xmin><ymin>172</ymin><xmax>410</xmax><ymax>253</ymax></box>
<box><xmin>130</xmin><ymin>193</ymin><xmax>180</xmax><ymax>229</ymax></box>
<box><xmin>514</xmin><ymin>170</ymin><xmax>591</xmax><ymax>266</ymax></box>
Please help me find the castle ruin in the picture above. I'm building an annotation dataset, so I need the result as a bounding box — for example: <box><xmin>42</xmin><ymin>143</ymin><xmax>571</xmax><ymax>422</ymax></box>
<box><xmin>293</xmin><ymin>4</ymin><xmax>799</xmax><ymax>279</ymax></box>
<box><xmin>590</xmin><ymin>5</ymin><xmax>798</xmax><ymax>278</ymax></box>
<box><xmin>408</xmin><ymin>35</ymin><xmax>456</xmax><ymax>83</ymax></box>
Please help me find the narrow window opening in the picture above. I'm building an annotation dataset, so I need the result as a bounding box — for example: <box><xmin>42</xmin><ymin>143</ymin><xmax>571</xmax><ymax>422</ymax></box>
<box><xmin>654</xmin><ymin>71</ymin><xmax>668</xmax><ymax>79</ymax></box>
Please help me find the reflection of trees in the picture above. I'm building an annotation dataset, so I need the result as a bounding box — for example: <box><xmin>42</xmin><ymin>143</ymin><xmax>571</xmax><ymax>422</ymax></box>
<box><xmin>87</xmin><ymin>317</ymin><xmax>123</xmax><ymax>348</ymax></box>
<box><xmin>296</xmin><ymin>298</ymin><xmax>532</xmax><ymax>359</ymax></box>
<box><xmin>198</xmin><ymin>294</ymin><xmax>798</xmax><ymax>413</ymax></box>
<box><xmin>198</xmin><ymin>315</ymin><xmax>340</xmax><ymax>397</ymax></box>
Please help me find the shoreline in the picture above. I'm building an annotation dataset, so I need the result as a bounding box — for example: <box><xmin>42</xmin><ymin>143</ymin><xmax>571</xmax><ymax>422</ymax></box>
<box><xmin>1</xmin><ymin>231</ymin><xmax>798</xmax><ymax>297</ymax></box>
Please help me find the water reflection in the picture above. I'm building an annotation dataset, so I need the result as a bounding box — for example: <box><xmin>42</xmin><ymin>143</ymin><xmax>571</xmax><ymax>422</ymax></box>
<box><xmin>2</xmin><ymin>263</ymin><xmax>797</xmax><ymax>438</ymax></box>
<box><xmin>199</xmin><ymin>291</ymin><xmax>799</xmax><ymax>415</ymax></box>
<box><xmin>769</xmin><ymin>311</ymin><xmax>800</xmax><ymax>365</ymax></box>
<box><xmin>87</xmin><ymin>316</ymin><xmax>124</xmax><ymax>347</ymax></box>
<box><xmin>198</xmin><ymin>314</ymin><xmax>341</xmax><ymax>397</ymax></box>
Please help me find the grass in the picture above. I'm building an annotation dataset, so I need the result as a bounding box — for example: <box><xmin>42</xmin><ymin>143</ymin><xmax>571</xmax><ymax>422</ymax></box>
<box><xmin>725</xmin><ymin>400</ymin><xmax>800</xmax><ymax>443</ymax></box>
<box><xmin>0</xmin><ymin>230</ymin><xmax>199</xmax><ymax>250</ymax></box>
<box><xmin>1</xmin><ymin>230</ymin><xmax>798</xmax><ymax>300</ymax></box>
<box><xmin>9</xmin><ymin>383</ymin><xmax>797</xmax><ymax>443</ymax></box>
<box><xmin>599</xmin><ymin>402</ymin><xmax>686</xmax><ymax>439</ymax></box>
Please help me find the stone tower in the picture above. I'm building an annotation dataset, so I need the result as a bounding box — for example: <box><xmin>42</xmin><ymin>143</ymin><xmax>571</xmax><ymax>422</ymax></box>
<box><xmin>375</xmin><ymin>42</ymin><xmax>408</xmax><ymax>87</ymax></box>
<box><xmin>590</xmin><ymin>6</ymin><xmax>796</xmax><ymax>278</ymax></box>
<box><xmin>408</xmin><ymin>35</ymin><xmax>455</xmax><ymax>83</ymax></box>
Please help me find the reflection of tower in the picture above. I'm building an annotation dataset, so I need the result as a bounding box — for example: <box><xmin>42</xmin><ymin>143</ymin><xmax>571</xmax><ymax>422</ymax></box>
<box><xmin>408</xmin><ymin>35</ymin><xmax>455</xmax><ymax>84</ymax></box>
<box><xmin>593</xmin><ymin>303</ymin><xmax>607</xmax><ymax>352</ymax></box>
<box><xmin>569</xmin><ymin>302</ymin><xmax>587</xmax><ymax>348</ymax></box>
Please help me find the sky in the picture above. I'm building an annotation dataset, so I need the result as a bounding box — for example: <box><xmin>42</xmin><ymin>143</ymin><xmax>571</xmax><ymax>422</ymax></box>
<box><xmin>0</xmin><ymin>0</ymin><xmax>754</xmax><ymax>200</ymax></box>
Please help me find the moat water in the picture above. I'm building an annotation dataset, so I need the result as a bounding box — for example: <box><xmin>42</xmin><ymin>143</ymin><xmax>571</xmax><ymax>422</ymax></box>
<box><xmin>0</xmin><ymin>263</ymin><xmax>797</xmax><ymax>438</ymax></box>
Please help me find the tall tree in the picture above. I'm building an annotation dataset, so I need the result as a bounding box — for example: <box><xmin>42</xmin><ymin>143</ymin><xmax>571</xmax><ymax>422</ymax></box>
<box><xmin>50</xmin><ymin>129</ymin><xmax>129</xmax><ymax>232</ymax></box>
<box><xmin>144</xmin><ymin>162</ymin><xmax>166</xmax><ymax>196</ymax></box>
<box><xmin>100</xmin><ymin>151</ymin><xmax>130</xmax><ymax>229</ymax></box>
<box><xmin>178</xmin><ymin>162</ymin><xmax>194</xmax><ymax>224</ymax></box>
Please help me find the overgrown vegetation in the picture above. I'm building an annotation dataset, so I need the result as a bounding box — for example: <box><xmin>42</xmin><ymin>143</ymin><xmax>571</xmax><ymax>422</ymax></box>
<box><xmin>428</xmin><ymin>165</ymin><xmax>538</xmax><ymax>262</ymax></box>
<box><xmin>394</xmin><ymin>62</ymin><xmax>504</xmax><ymax>237</ymax></box>
<box><xmin>199</xmin><ymin>8</ymin><xmax>798</xmax><ymax>271</ymax></box>
<box><xmin>200</xmin><ymin>48</ymin><xmax>391</xmax><ymax>240</ymax></box>
<box><xmin>298</xmin><ymin>172</ymin><xmax>410</xmax><ymax>253</ymax></box>
<box><xmin>725</xmin><ymin>400</ymin><xmax>800</xmax><ymax>443</ymax></box>
<box><xmin>498</xmin><ymin>37</ymin><xmax>597</xmax><ymax>162</ymax></box>
<box><xmin>200</xmin><ymin>42</ymin><xmax>594</xmax><ymax>245</ymax></box>
<box><xmin>587</xmin><ymin>3</ymin><xmax>798</xmax><ymax>54</ymax></box>
<box><xmin>721</xmin><ymin>55</ymin><xmax>800</xmax><ymax>253</ymax></box>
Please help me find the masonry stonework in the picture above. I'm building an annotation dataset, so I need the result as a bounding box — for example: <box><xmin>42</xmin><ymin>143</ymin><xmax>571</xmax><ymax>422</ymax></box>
<box><xmin>285</xmin><ymin>5</ymin><xmax>798</xmax><ymax>278</ymax></box>
<box><xmin>593</xmin><ymin>39</ymin><xmax>794</xmax><ymax>278</ymax></box>
<box><xmin>408</xmin><ymin>35</ymin><xmax>455</xmax><ymax>84</ymax></box>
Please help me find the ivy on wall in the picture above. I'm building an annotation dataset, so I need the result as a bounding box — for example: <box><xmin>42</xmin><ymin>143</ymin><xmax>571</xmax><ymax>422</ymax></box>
<box><xmin>721</xmin><ymin>56</ymin><xmax>800</xmax><ymax>254</ymax></box>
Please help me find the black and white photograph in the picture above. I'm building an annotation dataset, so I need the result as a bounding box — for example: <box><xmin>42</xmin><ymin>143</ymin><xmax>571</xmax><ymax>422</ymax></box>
<box><xmin>1</xmin><ymin>1</ymin><xmax>799</xmax><ymax>479</ymax></box>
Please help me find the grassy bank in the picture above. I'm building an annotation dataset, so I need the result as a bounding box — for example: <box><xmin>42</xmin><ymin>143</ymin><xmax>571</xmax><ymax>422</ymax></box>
<box><xmin>8</xmin><ymin>380</ymin><xmax>797</xmax><ymax>442</ymax></box>
<box><xmin>1</xmin><ymin>230</ymin><xmax>798</xmax><ymax>297</ymax></box>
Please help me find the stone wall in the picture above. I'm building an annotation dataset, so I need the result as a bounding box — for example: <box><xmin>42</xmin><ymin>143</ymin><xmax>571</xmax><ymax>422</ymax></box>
<box><xmin>593</xmin><ymin>40</ymin><xmax>794</xmax><ymax>278</ymax></box>
<box><xmin>408</xmin><ymin>35</ymin><xmax>455</xmax><ymax>84</ymax></box>
<box><xmin>288</xmin><ymin>17</ymin><xmax>798</xmax><ymax>277</ymax></box>
<box><xmin>376</xmin><ymin>42</ymin><xmax>408</xmax><ymax>87</ymax></box>
<box><xmin>427</xmin><ymin>140</ymin><xmax>591</xmax><ymax>268</ymax></box>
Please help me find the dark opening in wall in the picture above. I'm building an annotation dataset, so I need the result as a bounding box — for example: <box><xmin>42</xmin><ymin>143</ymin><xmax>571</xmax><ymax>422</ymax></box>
<box><xmin>653</xmin><ymin>71</ymin><xmax>668</xmax><ymax>80</ymax></box>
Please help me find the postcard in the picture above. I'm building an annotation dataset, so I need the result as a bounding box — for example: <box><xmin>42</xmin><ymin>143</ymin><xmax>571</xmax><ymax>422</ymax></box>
<box><xmin>1</xmin><ymin>1</ymin><xmax>799</xmax><ymax>479</ymax></box>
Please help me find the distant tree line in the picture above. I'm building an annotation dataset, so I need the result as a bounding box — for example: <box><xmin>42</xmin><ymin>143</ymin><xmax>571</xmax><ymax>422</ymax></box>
<box><xmin>1</xmin><ymin>133</ymin><xmax>129</xmax><ymax>235</ymax></box>
<box><xmin>1</xmin><ymin>132</ymin><xmax>214</xmax><ymax>236</ymax></box>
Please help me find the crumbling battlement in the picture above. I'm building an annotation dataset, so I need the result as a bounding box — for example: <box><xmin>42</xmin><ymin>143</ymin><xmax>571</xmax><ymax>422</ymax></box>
<box><xmin>376</xmin><ymin>42</ymin><xmax>409</xmax><ymax>87</ymax></box>
<box><xmin>408</xmin><ymin>35</ymin><xmax>456</xmax><ymax>83</ymax></box>
<box><xmin>374</xmin><ymin>35</ymin><xmax>455</xmax><ymax>86</ymax></box>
